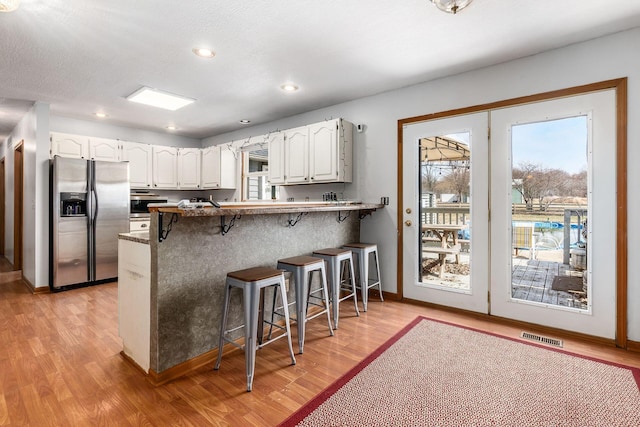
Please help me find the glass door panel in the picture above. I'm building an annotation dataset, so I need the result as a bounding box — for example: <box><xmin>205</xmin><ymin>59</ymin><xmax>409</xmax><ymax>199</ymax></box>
<box><xmin>511</xmin><ymin>117</ymin><xmax>589</xmax><ymax>310</ymax></box>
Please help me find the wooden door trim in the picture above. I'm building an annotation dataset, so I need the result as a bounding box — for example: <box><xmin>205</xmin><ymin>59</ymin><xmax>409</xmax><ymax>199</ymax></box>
<box><xmin>397</xmin><ymin>78</ymin><xmax>628</xmax><ymax>347</ymax></box>
<box><xmin>14</xmin><ymin>141</ymin><xmax>24</xmax><ymax>271</ymax></box>
<box><xmin>0</xmin><ymin>157</ymin><xmax>4</xmax><ymax>256</ymax></box>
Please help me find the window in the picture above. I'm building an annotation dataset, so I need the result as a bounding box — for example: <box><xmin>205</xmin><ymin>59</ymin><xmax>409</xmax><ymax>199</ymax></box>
<box><xmin>242</xmin><ymin>145</ymin><xmax>278</xmax><ymax>201</ymax></box>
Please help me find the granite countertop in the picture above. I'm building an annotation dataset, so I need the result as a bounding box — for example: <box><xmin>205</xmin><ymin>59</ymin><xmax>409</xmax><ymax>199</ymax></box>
<box><xmin>119</xmin><ymin>231</ymin><xmax>150</xmax><ymax>244</ymax></box>
<box><xmin>149</xmin><ymin>201</ymin><xmax>384</xmax><ymax>217</ymax></box>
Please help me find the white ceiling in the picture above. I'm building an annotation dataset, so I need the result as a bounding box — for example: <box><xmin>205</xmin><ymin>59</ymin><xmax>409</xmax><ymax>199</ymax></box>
<box><xmin>2</xmin><ymin>0</ymin><xmax>640</xmax><ymax>141</ymax></box>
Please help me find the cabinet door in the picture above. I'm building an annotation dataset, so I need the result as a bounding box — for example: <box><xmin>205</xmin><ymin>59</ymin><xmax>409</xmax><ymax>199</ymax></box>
<box><xmin>50</xmin><ymin>133</ymin><xmax>89</xmax><ymax>159</ymax></box>
<box><xmin>122</xmin><ymin>142</ymin><xmax>153</xmax><ymax>189</ymax></box>
<box><xmin>267</xmin><ymin>132</ymin><xmax>286</xmax><ymax>185</ymax></box>
<box><xmin>152</xmin><ymin>146</ymin><xmax>178</xmax><ymax>189</ymax></box>
<box><xmin>201</xmin><ymin>145</ymin><xmax>221</xmax><ymax>189</ymax></box>
<box><xmin>309</xmin><ymin>120</ymin><xmax>338</xmax><ymax>182</ymax></box>
<box><xmin>219</xmin><ymin>146</ymin><xmax>237</xmax><ymax>189</ymax></box>
<box><xmin>284</xmin><ymin>126</ymin><xmax>309</xmax><ymax>184</ymax></box>
<box><xmin>89</xmin><ymin>137</ymin><xmax>121</xmax><ymax>162</ymax></box>
<box><xmin>178</xmin><ymin>148</ymin><xmax>201</xmax><ymax>189</ymax></box>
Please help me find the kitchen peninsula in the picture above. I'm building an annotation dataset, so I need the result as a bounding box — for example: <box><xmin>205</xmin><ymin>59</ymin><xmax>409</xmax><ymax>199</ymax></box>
<box><xmin>117</xmin><ymin>201</ymin><xmax>383</xmax><ymax>384</ymax></box>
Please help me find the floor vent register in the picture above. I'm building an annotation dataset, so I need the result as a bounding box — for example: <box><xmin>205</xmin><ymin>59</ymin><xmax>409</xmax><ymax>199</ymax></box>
<box><xmin>520</xmin><ymin>331</ymin><xmax>563</xmax><ymax>348</ymax></box>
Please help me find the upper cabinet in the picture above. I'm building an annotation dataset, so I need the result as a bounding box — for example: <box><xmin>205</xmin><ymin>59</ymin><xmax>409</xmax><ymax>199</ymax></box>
<box><xmin>122</xmin><ymin>141</ymin><xmax>153</xmax><ymax>189</ymax></box>
<box><xmin>152</xmin><ymin>146</ymin><xmax>178</xmax><ymax>189</ymax></box>
<box><xmin>89</xmin><ymin>137</ymin><xmax>121</xmax><ymax>162</ymax></box>
<box><xmin>202</xmin><ymin>145</ymin><xmax>237</xmax><ymax>189</ymax></box>
<box><xmin>177</xmin><ymin>148</ymin><xmax>201</xmax><ymax>189</ymax></box>
<box><xmin>284</xmin><ymin>126</ymin><xmax>310</xmax><ymax>184</ymax></box>
<box><xmin>51</xmin><ymin>133</ymin><xmax>89</xmax><ymax>159</ymax></box>
<box><xmin>267</xmin><ymin>118</ymin><xmax>353</xmax><ymax>185</ymax></box>
<box><xmin>266</xmin><ymin>132</ymin><xmax>285</xmax><ymax>185</ymax></box>
<box><xmin>309</xmin><ymin>119</ymin><xmax>353</xmax><ymax>183</ymax></box>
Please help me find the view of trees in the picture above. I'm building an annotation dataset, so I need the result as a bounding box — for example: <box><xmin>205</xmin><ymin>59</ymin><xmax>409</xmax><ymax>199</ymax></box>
<box><xmin>512</xmin><ymin>161</ymin><xmax>587</xmax><ymax>211</ymax></box>
<box><xmin>422</xmin><ymin>160</ymin><xmax>586</xmax><ymax>210</ymax></box>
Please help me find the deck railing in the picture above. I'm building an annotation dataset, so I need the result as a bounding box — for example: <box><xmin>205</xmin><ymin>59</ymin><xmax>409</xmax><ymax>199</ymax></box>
<box><xmin>422</xmin><ymin>205</ymin><xmax>470</xmax><ymax>225</ymax></box>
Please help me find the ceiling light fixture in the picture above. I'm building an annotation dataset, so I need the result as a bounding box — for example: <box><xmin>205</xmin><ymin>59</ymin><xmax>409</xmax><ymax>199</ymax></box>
<box><xmin>94</xmin><ymin>112</ymin><xmax>108</xmax><ymax>118</ymax></box>
<box><xmin>192</xmin><ymin>47</ymin><xmax>215</xmax><ymax>58</ymax></box>
<box><xmin>239</xmin><ymin>119</ymin><xmax>251</xmax><ymax>124</ymax></box>
<box><xmin>166</xmin><ymin>125</ymin><xmax>177</xmax><ymax>131</ymax></box>
<box><xmin>0</xmin><ymin>0</ymin><xmax>20</xmax><ymax>12</ymax></box>
<box><xmin>126</xmin><ymin>86</ymin><xmax>195</xmax><ymax>111</ymax></box>
<box><xmin>280</xmin><ymin>83</ymin><xmax>299</xmax><ymax>92</ymax></box>
<box><xmin>430</xmin><ymin>0</ymin><xmax>473</xmax><ymax>14</ymax></box>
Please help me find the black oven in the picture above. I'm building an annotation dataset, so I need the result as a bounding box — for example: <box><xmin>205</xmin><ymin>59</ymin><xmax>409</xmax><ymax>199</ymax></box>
<box><xmin>130</xmin><ymin>194</ymin><xmax>168</xmax><ymax>218</ymax></box>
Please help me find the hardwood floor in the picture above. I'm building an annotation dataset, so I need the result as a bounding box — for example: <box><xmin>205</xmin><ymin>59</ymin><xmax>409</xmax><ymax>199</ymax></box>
<box><xmin>1</xmin><ymin>279</ymin><xmax>638</xmax><ymax>426</ymax></box>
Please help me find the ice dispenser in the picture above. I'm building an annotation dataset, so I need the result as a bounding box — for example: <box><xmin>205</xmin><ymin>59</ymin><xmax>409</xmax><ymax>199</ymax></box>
<box><xmin>60</xmin><ymin>192</ymin><xmax>87</xmax><ymax>216</ymax></box>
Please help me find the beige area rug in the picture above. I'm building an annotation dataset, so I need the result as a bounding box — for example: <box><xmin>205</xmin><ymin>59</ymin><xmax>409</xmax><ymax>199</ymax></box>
<box><xmin>279</xmin><ymin>317</ymin><xmax>640</xmax><ymax>427</ymax></box>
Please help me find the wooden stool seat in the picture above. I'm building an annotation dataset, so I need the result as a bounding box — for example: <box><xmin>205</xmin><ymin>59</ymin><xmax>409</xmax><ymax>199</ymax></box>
<box><xmin>227</xmin><ymin>266</ymin><xmax>283</xmax><ymax>282</ymax></box>
<box><xmin>278</xmin><ymin>255</ymin><xmax>324</xmax><ymax>267</ymax></box>
<box><xmin>313</xmin><ymin>248</ymin><xmax>351</xmax><ymax>257</ymax></box>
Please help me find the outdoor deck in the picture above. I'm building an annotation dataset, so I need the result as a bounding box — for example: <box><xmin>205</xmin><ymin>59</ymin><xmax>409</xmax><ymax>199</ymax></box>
<box><xmin>421</xmin><ymin>250</ymin><xmax>588</xmax><ymax>310</ymax></box>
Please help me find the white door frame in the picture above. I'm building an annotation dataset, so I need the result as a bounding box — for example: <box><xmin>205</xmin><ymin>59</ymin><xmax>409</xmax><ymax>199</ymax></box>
<box><xmin>396</xmin><ymin>79</ymin><xmax>628</xmax><ymax>347</ymax></box>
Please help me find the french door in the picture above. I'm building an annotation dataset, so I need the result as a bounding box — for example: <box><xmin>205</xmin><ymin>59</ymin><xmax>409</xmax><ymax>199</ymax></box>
<box><xmin>402</xmin><ymin>89</ymin><xmax>617</xmax><ymax>338</ymax></box>
<box><xmin>402</xmin><ymin>113</ymin><xmax>489</xmax><ymax>313</ymax></box>
<box><xmin>490</xmin><ymin>90</ymin><xmax>616</xmax><ymax>338</ymax></box>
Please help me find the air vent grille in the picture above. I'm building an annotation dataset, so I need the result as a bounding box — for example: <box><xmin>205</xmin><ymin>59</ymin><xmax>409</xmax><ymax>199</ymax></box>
<box><xmin>520</xmin><ymin>331</ymin><xmax>563</xmax><ymax>348</ymax></box>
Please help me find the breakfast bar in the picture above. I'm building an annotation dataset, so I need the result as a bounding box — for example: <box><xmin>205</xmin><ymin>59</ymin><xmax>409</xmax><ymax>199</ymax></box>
<box><xmin>117</xmin><ymin>202</ymin><xmax>383</xmax><ymax>384</ymax></box>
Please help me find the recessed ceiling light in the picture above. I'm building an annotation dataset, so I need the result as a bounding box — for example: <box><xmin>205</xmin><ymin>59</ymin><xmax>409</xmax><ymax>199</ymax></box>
<box><xmin>94</xmin><ymin>112</ymin><xmax>108</xmax><ymax>118</ymax></box>
<box><xmin>280</xmin><ymin>83</ymin><xmax>299</xmax><ymax>92</ymax></box>
<box><xmin>126</xmin><ymin>86</ymin><xmax>195</xmax><ymax>111</ymax></box>
<box><xmin>192</xmin><ymin>47</ymin><xmax>215</xmax><ymax>58</ymax></box>
<box><xmin>239</xmin><ymin>119</ymin><xmax>251</xmax><ymax>124</ymax></box>
<box><xmin>166</xmin><ymin>125</ymin><xmax>177</xmax><ymax>131</ymax></box>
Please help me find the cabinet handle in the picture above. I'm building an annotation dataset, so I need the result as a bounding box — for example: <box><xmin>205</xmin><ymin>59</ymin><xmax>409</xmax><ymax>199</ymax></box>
<box><xmin>310</xmin><ymin>177</ymin><xmax>314</xmax><ymax>180</ymax></box>
<box><xmin>141</xmin><ymin>223</ymin><xmax>148</xmax><ymax>228</ymax></box>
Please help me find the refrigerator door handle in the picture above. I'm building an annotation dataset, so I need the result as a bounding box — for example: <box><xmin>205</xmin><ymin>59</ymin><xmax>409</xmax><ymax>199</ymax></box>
<box><xmin>88</xmin><ymin>161</ymin><xmax>96</xmax><ymax>281</ymax></box>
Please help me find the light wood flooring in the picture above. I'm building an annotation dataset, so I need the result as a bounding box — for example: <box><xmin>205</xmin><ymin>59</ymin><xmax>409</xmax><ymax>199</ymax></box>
<box><xmin>1</xmin><ymin>277</ymin><xmax>638</xmax><ymax>426</ymax></box>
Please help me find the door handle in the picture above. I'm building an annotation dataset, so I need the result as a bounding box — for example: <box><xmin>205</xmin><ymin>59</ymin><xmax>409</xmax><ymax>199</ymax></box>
<box><xmin>405</xmin><ymin>220</ymin><xmax>412</xmax><ymax>226</ymax></box>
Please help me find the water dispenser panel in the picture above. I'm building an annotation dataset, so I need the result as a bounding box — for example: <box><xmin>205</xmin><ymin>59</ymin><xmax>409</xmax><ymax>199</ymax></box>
<box><xmin>60</xmin><ymin>192</ymin><xmax>87</xmax><ymax>217</ymax></box>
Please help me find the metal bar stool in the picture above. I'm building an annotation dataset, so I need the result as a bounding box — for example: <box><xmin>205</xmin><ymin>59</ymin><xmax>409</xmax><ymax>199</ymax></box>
<box><xmin>312</xmin><ymin>248</ymin><xmax>359</xmax><ymax>329</ymax></box>
<box><xmin>214</xmin><ymin>266</ymin><xmax>296</xmax><ymax>392</ymax></box>
<box><xmin>343</xmin><ymin>243</ymin><xmax>383</xmax><ymax>311</ymax></box>
<box><xmin>274</xmin><ymin>256</ymin><xmax>334</xmax><ymax>353</ymax></box>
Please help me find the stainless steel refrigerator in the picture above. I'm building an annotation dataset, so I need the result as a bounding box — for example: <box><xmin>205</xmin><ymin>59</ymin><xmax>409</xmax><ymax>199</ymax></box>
<box><xmin>50</xmin><ymin>156</ymin><xmax>130</xmax><ymax>290</ymax></box>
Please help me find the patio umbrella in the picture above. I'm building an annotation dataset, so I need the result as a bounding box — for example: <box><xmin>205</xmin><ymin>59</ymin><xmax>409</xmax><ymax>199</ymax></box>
<box><xmin>420</xmin><ymin>136</ymin><xmax>470</xmax><ymax>162</ymax></box>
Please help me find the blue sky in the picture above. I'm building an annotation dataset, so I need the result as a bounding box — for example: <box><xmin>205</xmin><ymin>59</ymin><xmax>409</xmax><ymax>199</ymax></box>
<box><xmin>511</xmin><ymin>116</ymin><xmax>588</xmax><ymax>175</ymax></box>
<box><xmin>447</xmin><ymin>115</ymin><xmax>588</xmax><ymax>175</ymax></box>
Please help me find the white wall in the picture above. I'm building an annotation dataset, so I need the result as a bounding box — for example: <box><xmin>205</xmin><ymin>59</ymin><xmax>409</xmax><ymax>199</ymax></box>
<box><xmin>3</xmin><ymin>102</ymin><xmax>49</xmax><ymax>287</ymax></box>
<box><xmin>204</xmin><ymin>27</ymin><xmax>640</xmax><ymax>341</ymax></box>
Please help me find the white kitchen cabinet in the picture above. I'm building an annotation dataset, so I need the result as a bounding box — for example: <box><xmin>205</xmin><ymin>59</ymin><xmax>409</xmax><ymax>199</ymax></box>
<box><xmin>50</xmin><ymin>132</ymin><xmax>89</xmax><ymax>159</ymax></box>
<box><xmin>122</xmin><ymin>141</ymin><xmax>153</xmax><ymax>189</ymax></box>
<box><xmin>269</xmin><ymin>119</ymin><xmax>353</xmax><ymax>185</ymax></box>
<box><xmin>118</xmin><ymin>239</ymin><xmax>150</xmax><ymax>372</ymax></box>
<box><xmin>266</xmin><ymin>132</ymin><xmax>286</xmax><ymax>185</ymax></box>
<box><xmin>152</xmin><ymin>146</ymin><xmax>178</xmax><ymax>189</ymax></box>
<box><xmin>309</xmin><ymin>119</ymin><xmax>353</xmax><ymax>183</ymax></box>
<box><xmin>284</xmin><ymin>126</ymin><xmax>309</xmax><ymax>184</ymax></box>
<box><xmin>177</xmin><ymin>148</ymin><xmax>201</xmax><ymax>189</ymax></box>
<box><xmin>202</xmin><ymin>145</ymin><xmax>237</xmax><ymax>189</ymax></box>
<box><xmin>89</xmin><ymin>137</ymin><xmax>121</xmax><ymax>162</ymax></box>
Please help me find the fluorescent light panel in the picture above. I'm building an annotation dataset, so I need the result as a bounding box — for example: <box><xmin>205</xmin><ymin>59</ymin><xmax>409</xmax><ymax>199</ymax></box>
<box><xmin>126</xmin><ymin>86</ymin><xmax>195</xmax><ymax>111</ymax></box>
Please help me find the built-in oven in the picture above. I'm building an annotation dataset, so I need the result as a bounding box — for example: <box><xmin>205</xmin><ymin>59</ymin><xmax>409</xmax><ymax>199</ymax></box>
<box><xmin>130</xmin><ymin>194</ymin><xmax>168</xmax><ymax>218</ymax></box>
